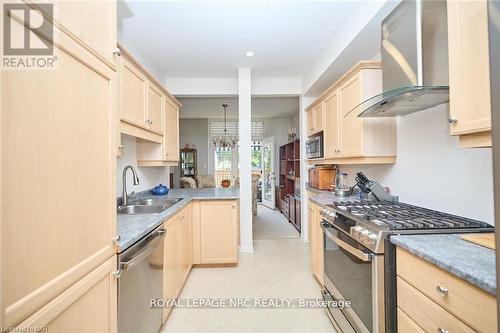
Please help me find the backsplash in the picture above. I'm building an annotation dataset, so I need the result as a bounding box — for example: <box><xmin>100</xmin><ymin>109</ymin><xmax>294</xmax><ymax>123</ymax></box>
<box><xmin>339</xmin><ymin>104</ymin><xmax>494</xmax><ymax>224</ymax></box>
<box><xmin>116</xmin><ymin>134</ymin><xmax>170</xmax><ymax>197</ymax></box>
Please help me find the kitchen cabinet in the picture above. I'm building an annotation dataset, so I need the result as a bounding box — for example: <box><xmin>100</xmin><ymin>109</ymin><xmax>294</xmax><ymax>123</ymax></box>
<box><xmin>118</xmin><ymin>49</ymin><xmax>169</xmax><ymax>143</ymax></box>
<box><xmin>447</xmin><ymin>0</ymin><xmax>492</xmax><ymax>148</ymax></box>
<box><xmin>119</xmin><ymin>54</ymin><xmax>148</xmax><ymax>130</ymax></box>
<box><xmin>136</xmin><ymin>94</ymin><xmax>181</xmax><ymax>167</ymax></box>
<box><xmin>2</xmin><ymin>16</ymin><xmax>117</xmax><ymax>327</ymax></box>
<box><xmin>37</xmin><ymin>0</ymin><xmax>117</xmax><ymax>67</ymax></box>
<box><xmin>162</xmin><ymin>204</ymin><xmax>192</xmax><ymax>322</ymax></box>
<box><xmin>15</xmin><ymin>257</ymin><xmax>117</xmax><ymax>333</ymax></box>
<box><xmin>309</xmin><ymin>200</ymin><xmax>324</xmax><ymax>285</ymax></box>
<box><xmin>192</xmin><ymin>200</ymin><xmax>239</xmax><ymax>264</ymax></box>
<box><xmin>164</xmin><ymin>98</ymin><xmax>180</xmax><ymax>163</ymax></box>
<box><xmin>305</xmin><ymin>62</ymin><xmax>397</xmax><ymax>165</ymax></box>
<box><xmin>396</xmin><ymin>247</ymin><xmax>497</xmax><ymax>332</ymax></box>
<box><xmin>147</xmin><ymin>82</ymin><xmax>165</xmax><ymax>135</ymax></box>
<box><xmin>306</xmin><ymin>103</ymin><xmax>324</xmax><ymax>137</ymax></box>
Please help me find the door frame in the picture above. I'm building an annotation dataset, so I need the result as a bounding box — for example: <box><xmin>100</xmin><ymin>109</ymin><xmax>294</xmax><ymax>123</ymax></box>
<box><xmin>261</xmin><ymin>136</ymin><xmax>275</xmax><ymax>209</ymax></box>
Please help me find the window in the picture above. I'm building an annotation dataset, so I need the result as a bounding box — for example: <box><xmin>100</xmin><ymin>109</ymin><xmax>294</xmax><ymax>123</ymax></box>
<box><xmin>209</xmin><ymin>120</ymin><xmax>264</xmax><ymax>186</ymax></box>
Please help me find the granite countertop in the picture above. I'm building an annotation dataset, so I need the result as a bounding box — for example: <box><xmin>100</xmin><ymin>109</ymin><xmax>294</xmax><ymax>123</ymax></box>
<box><xmin>308</xmin><ymin>189</ymin><xmax>359</xmax><ymax>208</ymax></box>
<box><xmin>391</xmin><ymin>234</ymin><xmax>496</xmax><ymax>295</ymax></box>
<box><xmin>117</xmin><ymin>187</ymin><xmax>239</xmax><ymax>252</ymax></box>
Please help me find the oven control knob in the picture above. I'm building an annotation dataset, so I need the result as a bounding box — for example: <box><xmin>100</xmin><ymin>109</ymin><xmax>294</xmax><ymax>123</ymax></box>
<box><xmin>328</xmin><ymin>212</ymin><xmax>336</xmax><ymax>218</ymax></box>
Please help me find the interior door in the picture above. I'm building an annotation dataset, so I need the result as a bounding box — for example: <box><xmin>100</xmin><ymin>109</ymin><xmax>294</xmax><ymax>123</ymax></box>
<box><xmin>261</xmin><ymin>137</ymin><xmax>275</xmax><ymax>209</ymax></box>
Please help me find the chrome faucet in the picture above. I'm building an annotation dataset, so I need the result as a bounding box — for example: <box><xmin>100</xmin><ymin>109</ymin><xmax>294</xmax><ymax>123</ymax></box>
<box><xmin>122</xmin><ymin>165</ymin><xmax>140</xmax><ymax>206</ymax></box>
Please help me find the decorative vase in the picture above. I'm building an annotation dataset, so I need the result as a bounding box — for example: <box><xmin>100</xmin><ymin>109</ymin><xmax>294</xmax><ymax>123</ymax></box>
<box><xmin>221</xmin><ymin>179</ymin><xmax>231</xmax><ymax>188</ymax></box>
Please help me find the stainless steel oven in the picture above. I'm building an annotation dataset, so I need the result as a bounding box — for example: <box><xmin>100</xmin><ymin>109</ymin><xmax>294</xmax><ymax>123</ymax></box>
<box><xmin>321</xmin><ymin>220</ymin><xmax>385</xmax><ymax>333</ymax></box>
<box><xmin>306</xmin><ymin>134</ymin><xmax>323</xmax><ymax>159</ymax></box>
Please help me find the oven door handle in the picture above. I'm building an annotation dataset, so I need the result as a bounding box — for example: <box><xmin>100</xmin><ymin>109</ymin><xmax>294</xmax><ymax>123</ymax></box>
<box><xmin>321</xmin><ymin>222</ymin><xmax>373</xmax><ymax>262</ymax></box>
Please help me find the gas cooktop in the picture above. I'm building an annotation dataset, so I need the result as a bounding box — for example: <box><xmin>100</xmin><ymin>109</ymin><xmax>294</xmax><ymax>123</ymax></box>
<box><xmin>321</xmin><ymin>200</ymin><xmax>494</xmax><ymax>254</ymax></box>
<box><xmin>329</xmin><ymin>200</ymin><xmax>492</xmax><ymax>231</ymax></box>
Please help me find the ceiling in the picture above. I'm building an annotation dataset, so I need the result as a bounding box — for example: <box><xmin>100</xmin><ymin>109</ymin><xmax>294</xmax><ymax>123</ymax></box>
<box><xmin>118</xmin><ymin>1</ymin><xmax>356</xmax><ymax>79</ymax></box>
<box><xmin>178</xmin><ymin>96</ymin><xmax>299</xmax><ymax>119</ymax></box>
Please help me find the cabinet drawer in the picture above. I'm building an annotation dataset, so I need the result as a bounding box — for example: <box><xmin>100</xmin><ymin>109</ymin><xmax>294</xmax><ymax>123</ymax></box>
<box><xmin>397</xmin><ymin>277</ymin><xmax>474</xmax><ymax>333</ymax></box>
<box><xmin>397</xmin><ymin>308</ymin><xmax>424</xmax><ymax>333</ymax></box>
<box><xmin>397</xmin><ymin>248</ymin><xmax>497</xmax><ymax>332</ymax></box>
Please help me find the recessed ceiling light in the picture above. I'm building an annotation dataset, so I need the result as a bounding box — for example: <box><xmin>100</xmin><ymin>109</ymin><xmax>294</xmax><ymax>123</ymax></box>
<box><xmin>246</xmin><ymin>51</ymin><xmax>254</xmax><ymax>57</ymax></box>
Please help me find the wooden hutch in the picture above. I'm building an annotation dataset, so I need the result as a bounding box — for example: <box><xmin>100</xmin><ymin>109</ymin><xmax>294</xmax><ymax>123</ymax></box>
<box><xmin>277</xmin><ymin>140</ymin><xmax>301</xmax><ymax>232</ymax></box>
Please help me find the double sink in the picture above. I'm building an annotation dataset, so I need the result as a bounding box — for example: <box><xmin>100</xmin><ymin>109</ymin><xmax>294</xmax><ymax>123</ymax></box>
<box><xmin>117</xmin><ymin>198</ymin><xmax>182</xmax><ymax>215</ymax></box>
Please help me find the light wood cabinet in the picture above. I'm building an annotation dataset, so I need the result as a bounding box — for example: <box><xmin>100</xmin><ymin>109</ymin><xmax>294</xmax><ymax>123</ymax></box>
<box><xmin>164</xmin><ymin>98</ymin><xmax>180</xmax><ymax>163</ymax></box>
<box><xmin>136</xmin><ymin>95</ymin><xmax>181</xmax><ymax>167</ymax></box>
<box><xmin>192</xmin><ymin>200</ymin><xmax>239</xmax><ymax>265</ymax></box>
<box><xmin>447</xmin><ymin>0</ymin><xmax>492</xmax><ymax>148</ymax></box>
<box><xmin>147</xmin><ymin>82</ymin><xmax>165</xmax><ymax>135</ymax></box>
<box><xmin>396</xmin><ymin>247</ymin><xmax>497</xmax><ymax>333</ymax></box>
<box><xmin>2</xmin><ymin>20</ymin><xmax>117</xmax><ymax>327</ymax></box>
<box><xmin>306</xmin><ymin>62</ymin><xmax>397</xmax><ymax>164</ymax></box>
<box><xmin>38</xmin><ymin>0</ymin><xmax>117</xmax><ymax>67</ymax></box>
<box><xmin>163</xmin><ymin>216</ymin><xmax>180</xmax><ymax>322</ymax></box>
<box><xmin>119</xmin><ymin>55</ymin><xmax>148</xmax><ymax>129</ymax></box>
<box><xmin>118</xmin><ymin>50</ymin><xmax>168</xmax><ymax>142</ymax></box>
<box><xmin>162</xmin><ymin>205</ymin><xmax>192</xmax><ymax>322</ymax></box>
<box><xmin>15</xmin><ymin>257</ymin><xmax>117</xmax><ymax>333</ymax></box>
<box><xmin>200</xmin><ymin>200</ymin><xmax>239</xmax><ymax>264</ymax></box>
<box><xmin>309</xmin><ymin>200</ymin><xmax>324</xmax><ymax>285</ymax></box>
<box><xmin>306</xmin><ymin>103</ymin><xmax>324</xmax><ymax>137</ymax></box>
<box><xmin>323</xmin><ymin>91</ymin><xmax>340</xmax><ymax>158</ymax></box>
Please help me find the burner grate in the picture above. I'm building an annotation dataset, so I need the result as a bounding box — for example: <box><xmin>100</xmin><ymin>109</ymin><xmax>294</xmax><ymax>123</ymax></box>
<box><xmin>330</xmin><ymin>200</ymin><xmax>490</xmax><ymax>230</ymax></box>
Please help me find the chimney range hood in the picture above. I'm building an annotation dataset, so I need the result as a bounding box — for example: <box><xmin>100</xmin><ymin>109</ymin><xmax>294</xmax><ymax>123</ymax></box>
<box><xmin>352</xmin><ymin>0</ymin><xmax>449</xmax><ymax>118</ymax></box>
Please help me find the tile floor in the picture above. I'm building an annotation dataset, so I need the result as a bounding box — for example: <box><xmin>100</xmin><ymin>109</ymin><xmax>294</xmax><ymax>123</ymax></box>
<box><xmin>161</xmin><ymin>238</ymin><xmax>334</xmax><ymax>333</ymax></box>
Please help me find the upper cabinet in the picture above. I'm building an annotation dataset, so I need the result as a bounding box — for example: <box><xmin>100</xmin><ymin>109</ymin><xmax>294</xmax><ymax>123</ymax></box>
<box><xmin>306</xmin><ymin>62</ymin><xmax>397</xmax><ymax>164</ymax></box>
<box><xmin>306</xmin><ymin>103</ymin><xmax>324</xmax><ymax>137</ymax></box>
<box><xmin>164</xmin><ymin>98</ymin><xmax>181</xmax><ymax>163</ymax></box>
<box><xmin>447</xmin><ymin>0</ymin><xmax>492</xmax><ymax>148</ymax></box>
<box><xmin>116</xmin><ymin>46</ymin><xmax>182</xmax><ymax>165</ymax></box>
<box><xmin>119</xmin><ymin>55</ymin><xmax>148</xmax><ymax>130</ymax></box>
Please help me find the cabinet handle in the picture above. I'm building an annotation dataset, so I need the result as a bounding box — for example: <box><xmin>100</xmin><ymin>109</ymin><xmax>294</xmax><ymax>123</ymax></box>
<box><xmin>150</xmin><ymin>120</ymin><xmax>154</xmax><ymax>125</ymax></box>
<box><xmin>112</xmin><ymin>48</ymin><xmax>122</xmax><ymax>56</ymax></box>
<box><xmin>111</xmin><ymin>235</ymin><xmax>121</xmax><ymax>244</ymax></box>
<box><xmin>438</xmin><ymin>328</ymin><xmax>449</xmax><ymax>333</ymax></box>
<box><xmin>112</xmin><ymin>270</ymin><xmax>121</xmax><ymax>278</ymax></box>
<box><xmin>145</xmin><ymin>119</ymin><xmax>149</xmax><ymax>124</ymax></box>
<box><xmin>118</xmin><ymin>145</ymin><xmax>123</xmax><ymax>150</ymax></box>
<box><xmin>448</xmin><ymin>117</ymin><xmax>458</xmax><ymax>124</ymax></box>
<box><xmin>436</xmin><ymin>285</ymin><xmax>449</xmax><ymax>296</ymax></box>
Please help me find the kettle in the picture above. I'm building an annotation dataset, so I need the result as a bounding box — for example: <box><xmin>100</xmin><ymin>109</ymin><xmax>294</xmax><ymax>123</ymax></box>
<box><xmin>151</xmin><ymin>184</ymin><xmax>169</xmax><ymax>195</ymax></box>
<box><xmin>334</xmin><ymin>173</ymin><xmax>352</xmax><ymax>197</ymax></box>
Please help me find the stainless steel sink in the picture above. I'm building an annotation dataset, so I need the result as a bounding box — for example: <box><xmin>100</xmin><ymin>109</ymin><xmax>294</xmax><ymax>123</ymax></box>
<box><xmin>133</xmin><ymin>198</ymin><xmax>182</xmax><ymax>208</ymax></box>
<box><xmin>117</xmin><ymin>205</ymin><xmax>169</xmax><ymax>215</ymax></box>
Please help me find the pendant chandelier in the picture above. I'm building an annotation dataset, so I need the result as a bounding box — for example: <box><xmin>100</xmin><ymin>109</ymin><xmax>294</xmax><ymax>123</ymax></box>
<box><xmin>212</xmin><ymin>104</ymin><xmax>238</xmax><ymax>148</ymax></box>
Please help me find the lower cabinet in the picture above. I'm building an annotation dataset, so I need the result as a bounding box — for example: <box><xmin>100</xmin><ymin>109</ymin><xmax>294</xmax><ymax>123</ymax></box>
<box><xmin>309</xmin><ymin>200</ymin><xmax>324</xmax><ymax>285</ymax></box>
<box><xmin>15</xmin><ymin>256</ymin><xmax>117</xmax><ymax>333</ymax></box>
<box><xmin>396</xmin><ymin>247</ymin><xmax>497</xmax><ymax>333</ymax></box>
<box><xmin>162</xmin><ymin>205</ymin><xmax>192</xmax><ymax>322</ymax></box>
<box><xmin>192</xmin><ymin>200</ymin><xmax>239</xmax><ymax>265</ymax></box>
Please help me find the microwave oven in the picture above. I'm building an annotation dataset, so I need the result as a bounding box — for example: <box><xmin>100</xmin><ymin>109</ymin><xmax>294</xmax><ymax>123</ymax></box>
<box><xmin>306</xmin><ymin>135</ymin><xmax>323</xmax><ymax>159</ymax></box>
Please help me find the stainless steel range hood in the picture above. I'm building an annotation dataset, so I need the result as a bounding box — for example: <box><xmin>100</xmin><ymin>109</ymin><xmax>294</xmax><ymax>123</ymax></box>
<box><xmin>354</xmin><ymin>0</ymin><xmax>449</xmax><ymax>118</ymax></box>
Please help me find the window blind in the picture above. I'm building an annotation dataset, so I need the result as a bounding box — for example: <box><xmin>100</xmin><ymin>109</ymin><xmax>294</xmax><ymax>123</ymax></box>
<box><xmin>209</xmin><ymin>120</ymin><xmax>264</xmax><ymax>141</ymax></box>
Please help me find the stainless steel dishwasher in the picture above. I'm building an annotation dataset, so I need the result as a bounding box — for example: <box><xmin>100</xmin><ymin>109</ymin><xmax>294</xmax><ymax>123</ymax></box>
<box><xmin>118</xmin><ymin>224</ymin><xmax>166</xmax><ymax>333</ymax></box>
